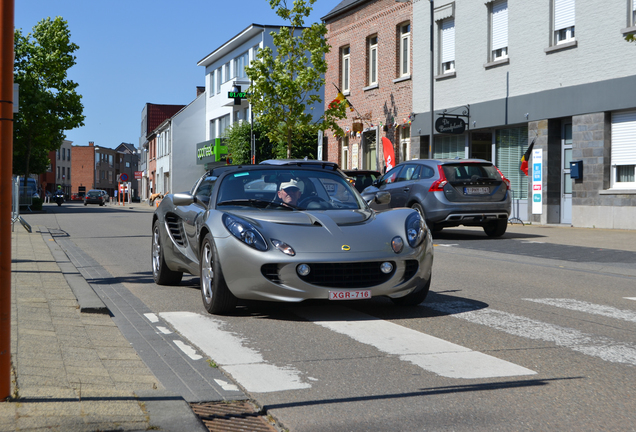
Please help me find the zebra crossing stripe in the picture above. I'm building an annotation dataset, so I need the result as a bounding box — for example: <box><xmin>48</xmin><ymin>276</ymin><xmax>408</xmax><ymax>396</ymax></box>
<box><xmin>159</xmin><ymin>311</ymin><xmax>311</xmax><ymax>393</ymax></box>
<box><xmin>425</xmin><ymin>299</ymin><xmax>636</xmax><ymax>367</ymax></box>
<box><xmin>295</xmin><ymin>306</ymin><xmax>536</xmax><ymax>379</ymax></box>
<box><xmin>524</xmin><ymin>298</ymin><xmax>636</xmax><ymax>323</ymax></box>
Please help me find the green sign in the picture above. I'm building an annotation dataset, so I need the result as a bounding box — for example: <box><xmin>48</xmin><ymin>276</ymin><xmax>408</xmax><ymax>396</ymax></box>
<box><xmin>196</xmin><ymin>138</ymin><xmax>228</xmax><ymax>165</ymax></box>
<box><xmin>228</xmin><ymin>92</ymin><xmax>250</xmax><ymax>98</ymax></box>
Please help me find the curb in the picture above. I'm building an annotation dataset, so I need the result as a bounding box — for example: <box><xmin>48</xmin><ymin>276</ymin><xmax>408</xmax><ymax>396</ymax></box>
<box><xmin>40</xmin><ymin>227</ymin><xmax>110</xmax><ymax>314</ymax></box>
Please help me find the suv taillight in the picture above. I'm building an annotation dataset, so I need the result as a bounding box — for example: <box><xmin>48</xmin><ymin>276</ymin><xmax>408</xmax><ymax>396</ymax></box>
<box><xmin>429</xmin><ymin>165</ymin><xmax>448</xmax><ymax>192</ymax></box>
<box><xmin>495</xmin><ymin>166</ymin><xmax>511</xmax><ymax>190</ymax></box>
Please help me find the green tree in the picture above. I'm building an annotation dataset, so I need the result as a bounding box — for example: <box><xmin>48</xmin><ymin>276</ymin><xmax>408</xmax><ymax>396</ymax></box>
<box><xmin>13</xmin><ymin>17</ymin><xmax>85</xmax><ymax>189</ymax></box>
<box><xmin>224</xmin><ymin>121</ymin><xmax>275</xmax><ymax>165</ymax></box>
<box><xmin>245</xmin><ymin>0</ymin><xmax>348</xmax><ymax>159</ymax></box>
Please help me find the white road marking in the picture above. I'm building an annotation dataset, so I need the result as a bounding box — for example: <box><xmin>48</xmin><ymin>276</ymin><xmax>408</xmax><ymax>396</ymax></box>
<box><xmin>434</xmin><ymin>244</ymin><xmax>458</xmax><ymax>247</ymax></box>
<box><xmin>160</xmin><ymin>312</ymin><xmax>311</xmax><ymax>393</ymax></box>
<box><xmin>156</xmin><ymin>326</ymin><xmax>172</xmax><ymax>334</ymax></box>
<box><xmin>144</xmin><ymin>313</ymin><xmax>159</xmax><ymax>323</ymax></box>
<box><xmin>425</xmin><ymin>299</ymin><xmax>636</xmax><ymax>367</ymax></box>
<box><xmin>173</xmin><ymin>340</ymin><xmax>202</xmax><ymax>360</ymax></box>
<box><xmin>525</xmin><ymin>298</ymin><xmax>636</xmax><ymax>323</ymax></box>
<box><xmin>625</xmin><ymin>298</ymin><xmax>636</xmax><ymax>302</ymax></box>
<box><xmin>214</xmin><ymin>379</ymin><xmax>239</xmax><ymax>391</ymax></box>
<box><xmin>295</xmin><ymin>307</ymin><xmax>535</xmax><ymax>379</ymax></box>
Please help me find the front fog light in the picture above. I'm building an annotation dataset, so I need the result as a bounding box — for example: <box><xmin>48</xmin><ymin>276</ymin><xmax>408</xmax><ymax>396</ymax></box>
<box><xmin>391</xmin><ymin>236</ymin><xmax>404</xmax><ymax>253</ymax></box>
<box><xmin>380</xmin><ymin>262</ymin><xmax>393</xmax><ymax>274</ymax></box>
<box><xmin>297</xmin><ymin>264</ymin><xmax>311</xmax><ymax>276</ymax></box>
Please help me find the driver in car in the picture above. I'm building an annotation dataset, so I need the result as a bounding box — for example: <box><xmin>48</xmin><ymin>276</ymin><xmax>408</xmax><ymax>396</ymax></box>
<box><xmin>277</xmin><ymin>180</ymin><xmax>301</xmax><ymax>207</ymax></box>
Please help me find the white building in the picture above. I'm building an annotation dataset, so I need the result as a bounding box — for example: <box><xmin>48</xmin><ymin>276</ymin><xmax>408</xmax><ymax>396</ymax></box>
<box><xmin>411</xmin><ymin>0</ymin><xmax>636</xmax><ymax>229</ymax></box>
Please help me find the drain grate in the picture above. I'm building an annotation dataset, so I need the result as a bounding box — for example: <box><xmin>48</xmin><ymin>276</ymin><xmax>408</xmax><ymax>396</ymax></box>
<box><xmin>191</xmin><ymin>401</ymin><xmax>279</xmax><ymax>432</ymax></box>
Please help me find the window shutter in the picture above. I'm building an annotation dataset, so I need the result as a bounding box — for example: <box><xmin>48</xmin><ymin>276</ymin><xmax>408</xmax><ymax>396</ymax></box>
<box><xmin>496</xmin><ymin>128</ymin><xmax>528</xmax><ymax>199</ymax></box>
<box><xmin>554</xmin><ymin>0</ymin><xmax>575</xmax><ymax>31</ymax></box>
<box><xmin>441</xmin><ymin>19</ymin><xmax>455</xmax><ymax>63</ymax></box>
<box><xmin>492</xmin><ymin>0</ymin><xmax>508</xmax><ymax>50</ymax></box>
<box><xmin>611</xmin><ymin>111</ymin><xmax>636</xmax><ymax>166</ymax></box>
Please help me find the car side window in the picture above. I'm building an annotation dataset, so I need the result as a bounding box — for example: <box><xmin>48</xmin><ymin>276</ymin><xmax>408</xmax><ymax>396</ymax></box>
<box><xmin>194</xmin><ymin>178</ymin><xmax>216</xmax><ymax>206</ymax></box>
<box><xmin>420</xmin><ymin>166</ymin><xmax>435</xmax><ymax>179</ymax></box>
<box><xmin>380</xmin><ymin>166</ymin><xmax>402</xmax><ymax>185</ymax></box>
<box><xmin>397</xmin><ymin>164</ymin><xmax>420</xmax><ymax>182</ymax></box>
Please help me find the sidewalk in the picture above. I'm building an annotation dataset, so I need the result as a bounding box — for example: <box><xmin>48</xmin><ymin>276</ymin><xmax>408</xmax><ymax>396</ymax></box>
<box><xmin>0</xmin><ymin>224</ymin><xmax>206</xmax><ymax>431</ymax></box>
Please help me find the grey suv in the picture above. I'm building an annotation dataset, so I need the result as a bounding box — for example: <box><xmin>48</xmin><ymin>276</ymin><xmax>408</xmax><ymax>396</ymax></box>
<box><xmin>362</xmin><ymin>159</ymin><xmax>512</xmax><ymax>237</ymax></box>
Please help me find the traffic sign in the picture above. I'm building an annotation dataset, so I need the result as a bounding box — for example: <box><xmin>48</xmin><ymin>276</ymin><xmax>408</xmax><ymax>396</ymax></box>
<box><xmin>120</xmin><ymin>173</ymin><xmax>128</xmax><ymax>182</ymax></box>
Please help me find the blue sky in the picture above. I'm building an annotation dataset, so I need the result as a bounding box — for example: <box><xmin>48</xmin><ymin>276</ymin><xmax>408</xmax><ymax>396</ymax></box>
<box><xmin>14</xmin><ymin>0</ymin><xmax>337</xmax><ymax>150</ymax></box>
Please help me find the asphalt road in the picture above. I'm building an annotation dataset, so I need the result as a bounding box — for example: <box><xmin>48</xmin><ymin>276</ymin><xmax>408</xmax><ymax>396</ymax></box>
<box><xmin>22</xmin><ymin>202</ymin><xmax>636</xmax><ymax>431</ymax></box>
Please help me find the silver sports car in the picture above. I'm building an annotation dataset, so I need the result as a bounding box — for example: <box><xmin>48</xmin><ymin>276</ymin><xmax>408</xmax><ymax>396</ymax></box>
<box><xmin>151</xmin><ymin>163</ymin><xmax>434</xmax><ymax>315</ymax></box>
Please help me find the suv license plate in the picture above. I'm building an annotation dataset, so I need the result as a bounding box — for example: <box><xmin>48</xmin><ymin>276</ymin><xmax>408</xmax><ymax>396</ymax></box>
<box><xmin>464</xmin><ymin>187</ymin><xmax>490</xmax><ymax>195</ymax></box>
<box><xmin>329</xmin><ymin>290</ymin><xmax>371</xmax><ymax>300</ymax></box>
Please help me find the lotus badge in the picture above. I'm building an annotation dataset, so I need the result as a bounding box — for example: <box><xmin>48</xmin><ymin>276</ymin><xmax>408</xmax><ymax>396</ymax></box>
<box><xmin>341</xmin><ymin>245</ymin><xmax>351</xmax><ymax>251</ymax></box>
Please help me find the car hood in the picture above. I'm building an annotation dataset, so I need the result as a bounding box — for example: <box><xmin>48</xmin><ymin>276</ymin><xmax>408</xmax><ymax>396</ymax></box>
<box><xmin>222</xmin><ymin>208</ymin><xmax>413</xmax><ymax>254</ymax></box>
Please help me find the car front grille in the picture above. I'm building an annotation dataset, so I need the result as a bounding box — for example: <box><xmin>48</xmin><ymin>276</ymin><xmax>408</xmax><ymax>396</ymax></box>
<box><xmin>262</xmin><ymin>262</ymin><xmax>396</xmax><ymax>288</ymax></box>
<box><xmin>165</xmin><ymin>214</ymin><xmax>186</xmax><ymax>247</ymax></box>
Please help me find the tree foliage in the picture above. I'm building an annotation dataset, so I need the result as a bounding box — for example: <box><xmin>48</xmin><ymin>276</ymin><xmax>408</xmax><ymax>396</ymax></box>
<box><xmin>245</xmin><ymin>0</ymin><xmax>347</xmax><ymax>158</ymax></box>
<box><xmin>627</xmin><ymin>34</ymin><xmax>635</xmax><ymax>43</ymax></box>
<box><xmin>13</xmin><ymin>17</ymin><xmax>85</xmax><ymax>182</ymax></box>
<box><xmin>224</xmin><ymin>121</ymin><xmax>275</xmax><ymax>165</ymax></box>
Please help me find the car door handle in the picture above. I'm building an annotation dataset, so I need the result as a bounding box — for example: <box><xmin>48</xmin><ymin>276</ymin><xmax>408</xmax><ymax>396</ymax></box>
<box><xmin>402</xmin><ymin>187</ymin><xmax>410</xmax><ymax>192</ymax></box>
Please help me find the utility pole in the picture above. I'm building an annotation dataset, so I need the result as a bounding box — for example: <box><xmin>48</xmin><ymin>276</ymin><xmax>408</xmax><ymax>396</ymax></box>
<box><xmin>0</xmin><ymin>0</ymin><xmax>15</xmax><ymax>401</ymax></box>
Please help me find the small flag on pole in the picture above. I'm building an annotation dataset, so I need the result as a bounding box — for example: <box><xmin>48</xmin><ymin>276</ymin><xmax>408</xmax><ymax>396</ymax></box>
<box><xmin>520</xmin><ymin>138</ymin><xmax>535</xmax><ymax>176</ymax></box>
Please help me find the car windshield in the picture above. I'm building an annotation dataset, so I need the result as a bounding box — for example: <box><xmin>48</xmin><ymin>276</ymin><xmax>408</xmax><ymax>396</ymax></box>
<box><xmin>216</xmin><ymin>168</ymin><xmax>366</xmax><ymax>210</ymax></box>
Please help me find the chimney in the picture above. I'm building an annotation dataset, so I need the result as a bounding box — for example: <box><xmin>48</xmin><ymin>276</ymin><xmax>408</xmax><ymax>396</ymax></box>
<box><xmin>89</xmin><ymin>141</ymin><xmax>94</xmax><ymax>147</ymax></box>
<box><xmin>197</xmin><ymin>86</ymin><xmax>205</xmax><ymax>97</ymax></box>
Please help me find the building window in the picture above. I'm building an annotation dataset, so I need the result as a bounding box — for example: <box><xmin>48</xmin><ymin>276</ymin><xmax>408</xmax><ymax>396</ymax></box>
<box><xmin>632</xmin><ymin>0</ymin><xmax>636</xmax><ymax>27</ymax></box>
<box><xmin>400</xmin><ymin>125</ymin><xmax>411</xmax><ymax>162</ymax></box>
<box><xmin>553</xmin><ymin>0</ymin><xmax>575</xmax><ymax>45</ymax></box>
<box><xmin>490</xmin><ymin>0</ymin><xmax>508</xmax><ymax>61</ymax></box>
<box><xmin>341</xmin><ymin>136</ymin><xmax>349</xmax><ymax>170</ymax></box>
<box><xmin>57</xmin><ymin>150</ymin><xmax>60</xmax><ymax>160</ymax></box>
<box><xmin>67</xmin><ymin>149</ymin><xmax>70</xmax><ymax>161</ymax></box>
<box><xmin>368</xmin><ymin>35</ymin><xmax>378</xmax><ymax>86</ymax></box>
<box><xmin>57</xmin><ymin>166</ymin><xmax>60</xmax><ymax>179</ymax></box>
<box><xmin>440</xmin><ymin>18</ymin><xmax>455</xmax><ymax>73</ymax></box>
<box><xmin>399</xmin><ymin>23</ymin><xmax>410</xmax><ymax>77</ymax></box>
<box><xmin>67</xmin><ymin>169</ymin><xmax>70</xmax><ymax>181</ymax></box>
<box><xmin>224</xmin><ymin>62</ymin><xmax>231</xmax><ymax>82</ymax></box>
<box><xmin>434</xmin><ymin>135</ymin><xmax>464</xmax><ymax>159</ymax></box>
<box><xmin>611</xmin><ymin>110</ymin><xmax>636</xmax><ymax>189</ymax></box>
<box><xmin>235</xmin><ymin>51</ymin><xmax>249</xmax><ymax>79</ymax></box>
<box><xmin>496</xmin><ymin>127</ymin><xmax>529</xmax><ymax>199</ymax></box>
<box><xmin>216</xmin><ymin>67</ymin><xmax>222</xmax><ymax>94</ymax></box>
<box><xmin>341</xmin><ymin>46</ymin><xmax>350</xmax><ymax>93</ymax></box>
<box><xmin>219</xmin><ymin>114</ymin><xmax>231</xmax><ymax>137</ymax></box>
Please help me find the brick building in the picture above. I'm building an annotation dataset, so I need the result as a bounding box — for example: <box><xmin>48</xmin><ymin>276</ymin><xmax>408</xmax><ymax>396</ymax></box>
<box><xmin>322</xmin><ymin>0</ymin><xmax>413</xmax><ymax>172</ymax></box>
<box><xmin>71</xmin><ymin>142</ymin><xmax>97</xmax><ymax>199</ymax></box>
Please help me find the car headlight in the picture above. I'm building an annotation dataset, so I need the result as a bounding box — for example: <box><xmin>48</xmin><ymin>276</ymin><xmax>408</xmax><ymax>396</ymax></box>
<box><xmin>222</xmin><ymin>214</ymin><xmax>268</xmax><ymax>251</ymax></box>
<box><xmin>405</xmin><ymin>211</ymin><xmax>425</xmax><ymax>248</ymax></box>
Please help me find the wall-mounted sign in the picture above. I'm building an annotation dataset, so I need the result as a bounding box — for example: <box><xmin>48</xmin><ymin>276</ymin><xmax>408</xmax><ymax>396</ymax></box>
<box><xmin>531</xmin><ymin>148</ymin><xmax>543</xmax><ymax>214</ymax></box>
<box><xmin>435</xmin><ymin>117</ymin><xmax>466</xmax><ymax>134</ymax></box>
<box><xmin>227</xmin><ymin>92</ymin><xmax>250</xmax><ymax>99</ymax></box>
<box><xmin>196</xmin><ymin>138</ymin><xmax>228</xmax><ymax>165</ymax></box>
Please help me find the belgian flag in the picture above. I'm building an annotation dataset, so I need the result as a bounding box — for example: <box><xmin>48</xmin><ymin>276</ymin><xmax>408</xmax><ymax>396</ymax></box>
<box><xmin>520</xmin><ymin>138</ymin><xmax>535</xmax><ymax>176</ymax></box>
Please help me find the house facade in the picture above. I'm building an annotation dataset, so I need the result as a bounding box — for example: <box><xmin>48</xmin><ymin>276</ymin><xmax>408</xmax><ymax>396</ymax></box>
<box><xmin>411</xmin><ymin>0</ymin><xmax>636</xmax><ymax>229</ymax></box>
<box><xmin>322</xmin><ymin>0</ymin><xmax>413</xmax><ymax>172</ymax></box>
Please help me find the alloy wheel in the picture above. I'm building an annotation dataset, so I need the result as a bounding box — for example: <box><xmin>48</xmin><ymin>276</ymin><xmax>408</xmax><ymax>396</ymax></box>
<box><xmin>201</xmin><ymin>242</ymin><xmax>214</xmax><ymax>304</ymax></box>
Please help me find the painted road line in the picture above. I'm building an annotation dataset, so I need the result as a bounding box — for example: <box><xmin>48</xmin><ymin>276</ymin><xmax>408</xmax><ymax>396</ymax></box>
<box><xmin>214</xmin><ymin>379</ymin><xmax>240</xmax><ymax>392</ymax></box>
<box><xmin>295</xmin><ymin>307</ymin><xmax>536</xmax><ymax>379</ymax></box>
<box><xmin>144</xmin><ymin>312</ymin><xmax>159</xmax><ymax>323</ymax></box>
<box><xmin>160</xmin><ymin>312</ymin><xmax>311</xmax><ymax>393</ymax></box>
<box><xmin>173</xmin><ymin>340</ymin><xmax>203</xmax><ymax>360</ymax></box>
<box><xmin>625</xmin><ymin>298</ymin><xmax>636</xmax><ymax>301</ymax></box>
<box><xmin>525</xmin><ymin>298</ymin><xmax>636</xmax><ymax>323</ymax></box>
<box><xmin>425</xmin><ymin>299</ymin><xmax>636</xmax><ymax>367</ymax></box>
<box><xmin>156</xmin><ymin>326</ymin><xmax>172</xmax><ymax>334</ymax></box>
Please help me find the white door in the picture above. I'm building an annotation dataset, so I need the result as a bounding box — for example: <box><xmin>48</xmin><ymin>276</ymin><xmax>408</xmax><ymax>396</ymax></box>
<box><xmin>561</xmin><ymin>123</ymin><xmax>572</xmax><ymax>224</ymax></box>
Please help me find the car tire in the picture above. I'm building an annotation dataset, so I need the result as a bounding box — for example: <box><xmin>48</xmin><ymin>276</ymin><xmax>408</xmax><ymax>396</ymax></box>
<box><xmin>152</xmin><ymin>220</ymin><xmax>183</xmax><ymax>285</ymax></box>
<box><xmin>391</xmin><ymin>277</ymin><xmax>431</xmax><ymax>306</ymax></box>
<box><xmin>200</xmin><ymin>233</ymin><xmax>237</xmax><ymax>315</ymax></box>
<box><xmin>483</xmin><ymin>219</ymin><xmax>508</xmax><ymax>237</ymax></box>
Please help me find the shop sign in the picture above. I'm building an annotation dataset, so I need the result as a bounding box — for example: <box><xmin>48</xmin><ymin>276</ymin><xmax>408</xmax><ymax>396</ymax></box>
<box><xmin>435</xmin><ymin>117</ymin><xmax>466</xmax><ymax>134</ymax></box>
<box><xmin>196</xmin><ymin>138</ymin><xmax>228</xmax><ymax>165</ymax></box>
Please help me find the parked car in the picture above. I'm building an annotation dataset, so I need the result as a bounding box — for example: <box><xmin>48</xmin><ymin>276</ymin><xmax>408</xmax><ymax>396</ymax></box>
<box><xmin>151</xmin><ymin>163</ymin><xmax>434</xmax><ymax>315</ymax></box>
<box><xmin>344</xmin><ymin>169</ymin><xmax>382</xmax><ymax>193</ymax></box>
<box><xmin>84</xmin><ymin>189</ymin><xmax>108</xmax><ymax>206</ymax></box>
<box><xmin>71</xmin><ymin>192</ymin><xmax>86</xmax><ymax>201</ymax></box>
<box><xmin>361</xmin><ymin>159</ymin><xmax>512</xmax><ymax>237</ymax></box>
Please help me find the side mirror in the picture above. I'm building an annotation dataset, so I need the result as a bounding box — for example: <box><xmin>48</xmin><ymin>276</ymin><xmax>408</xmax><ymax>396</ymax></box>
<box><xmin>172</xmin><ymin>193</ymin><xmax>196</xmax><ymax>206</ymax></box>
<box><xmin>374</xmin><ymin>191</ymin><xmax>391</xmax><ymax>205</ymax></box>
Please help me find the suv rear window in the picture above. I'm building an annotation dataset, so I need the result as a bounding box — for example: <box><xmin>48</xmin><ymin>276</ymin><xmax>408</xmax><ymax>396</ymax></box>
<box><xmin>442</xmin><ymin>163</ymin><xmax>500</xmax><ymax>182</ymax></box>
